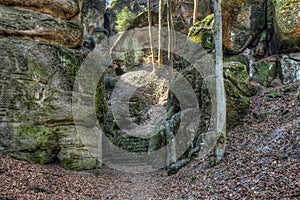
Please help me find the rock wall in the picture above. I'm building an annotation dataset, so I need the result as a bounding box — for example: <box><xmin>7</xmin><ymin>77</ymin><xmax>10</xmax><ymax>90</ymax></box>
<box><xmin>0</xmin><ymin>0</ymin><xmax>106</xmax><ymax>172</ymax></box>
<box><xmin>0</xmin><ymin>38</ymin><xmax>93</xmax><ymax>170</ymax></box>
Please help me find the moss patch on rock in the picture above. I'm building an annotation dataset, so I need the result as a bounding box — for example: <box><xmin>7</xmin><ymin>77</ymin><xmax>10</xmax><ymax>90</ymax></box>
<box><xmin>224</xmin><ymin>56</ymin><xmax>256</xmax><ymax>129</ymax></box>
<box><xmin>253</xmin><ymin>61</ymin><xmax>277</xmax><ymax>86</ymax></box>
<box><xmin>188</xmin><ymin>14</ymin><xmax>214</xmax><ymax>51</ymax></box>
<box><xmin>16</xmin><ymin>122</ymin><xmax>59</xmax><ymax>165</ymax></box>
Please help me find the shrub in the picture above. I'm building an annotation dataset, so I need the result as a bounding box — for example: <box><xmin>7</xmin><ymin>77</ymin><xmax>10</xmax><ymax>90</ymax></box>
<box><xmin>115</xmin><ymin>7</ymin><xmax>135</xmax><ymax>32</ymax></box>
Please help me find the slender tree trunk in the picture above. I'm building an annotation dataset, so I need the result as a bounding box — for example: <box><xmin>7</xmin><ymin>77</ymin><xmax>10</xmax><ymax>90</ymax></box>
<box><xmin>158</xmin><ymin>0</ymin><xmax>163</xmax><ymax>69</ymax></box>
<box><xmin>213</xmin><ymin>0</ymin><xmax>226</xmax><ymax>163</ymax></box>
<box><xmin>166</xmin><ymin>0</ymin><xmax>174</xmax><ymax>105</ymax></box>
<box><xmin>193</xmin><ymin>0</ymin><xmax>199</xmax><ymax>24</ymax></box>
<box><xmin>148</xmin><ymin>0</ymin><xmax>156</xmax><ymax>70</ymax></box>
<box><xmin>167</xmin><ymin>0</ymin><xmax>174</xmax><ymax>64</ymax></box>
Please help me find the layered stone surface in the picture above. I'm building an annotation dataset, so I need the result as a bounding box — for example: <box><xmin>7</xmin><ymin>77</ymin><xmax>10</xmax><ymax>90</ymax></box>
<box><xmin>0</xmin><ymin>0</ymin><xmax>82</xmax><ymax>20</ymax></box>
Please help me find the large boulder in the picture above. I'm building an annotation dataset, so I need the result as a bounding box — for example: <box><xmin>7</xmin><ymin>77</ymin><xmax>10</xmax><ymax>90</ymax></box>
<box><xmin>221</xmin><ymin>0</ymin><xmax>266</xmax><ymax>54</ymax></box>
<box><xmin>0</xmin><ymin>5</ymin><xmax>83</xmax><ymax>48</ymax></box>
<box><xmin>0</xmin><ymin>38</ymin><xmax>101</xmax><ymax>171</ymax></box>
<box><xmin>278</xmin><ymin>53</ymin><xmax>300</xmax><ymax>84</ymax></box>
<box><xmin>273</xmin><ymin>0</ymin><xmax>300</xmax><ymax>53</ymax></box>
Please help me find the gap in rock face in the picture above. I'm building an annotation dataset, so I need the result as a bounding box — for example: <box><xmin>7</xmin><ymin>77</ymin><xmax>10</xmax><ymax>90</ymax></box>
<box><xmin>101</xmin><ymin>56</ymin><xmax>172</xmax><ymax>171</ymax></box>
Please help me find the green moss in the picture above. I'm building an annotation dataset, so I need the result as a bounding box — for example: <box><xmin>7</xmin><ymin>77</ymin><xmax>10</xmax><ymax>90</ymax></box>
<box><xmin>224</xmin><ymin>62</ymin><xmax>248</xmax><ymax>82</ymax></box>
<box><xmin>241</xmin><ymin>96</ymin><xmax>250</xmax><ymax>105</ymax></box>
<box><xmin>17</xmin><ymin>123</ymin><xmax>48</xmax><ymax>151</ymax></box>
<box><xmin>224</xmin><ymin>56</ymin><xmax>256</xmax><ymax>97</ymax></box>
<box><xmin>253</xmin><ymin>61</ymin><xmax>277</xmax><ymax>87</ymax></box>
<box><xmin>192</xmin><ymin>14</ymin><xmax>214</xmax><ymax>30</ymax></box>
<box><xmin>128</xmin><ymin>11</ymin><xmax>159</xmax><ymax>29</ymax></box>
<box><xmin>224</xmin><ymin>56</ymin><xmax>256</xmax><ymax>129</ymax></box>
<box><xmin>59</xmin><ymin>159</ymin><xmax>75</xmax><ymax>170</ymax></box>
<box><xmin>272</xmin><ymin>0</ymin><xmax>300</xmax><ymax>52</ymax></box>
<box><xmin>15</xmin><ymin>121</ymin><xmax>58</xmax><ymax>165</ymax></box>
<box><xmin>149</xmin><ymin>125</ymin><xmax>166</xmax><ymax>152</ymax></box>
<box><xmin>188</xmin><ymin>14</ymin><xmax>214</xmax><ymax>50</ymax></box>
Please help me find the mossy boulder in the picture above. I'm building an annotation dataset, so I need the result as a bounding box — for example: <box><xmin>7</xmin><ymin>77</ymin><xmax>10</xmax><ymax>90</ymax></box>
<box><xmin>224</xmin><ymin>56</ymin><xmax>256</xmax><ymax>129</ymax></box>
<box><xmin>188</xmin><ymin>14</ymin><xmax>214</xmax><ymax>51</ymax></box>
<box><xmin>273</xmin><ymin>0</ymin><xmax>300</xmax><ymax>52</ymax></box>
<box><xmin>252</xmin><ymin>59</ymin><xmax>277</xmax><ymax>86</ymax></box>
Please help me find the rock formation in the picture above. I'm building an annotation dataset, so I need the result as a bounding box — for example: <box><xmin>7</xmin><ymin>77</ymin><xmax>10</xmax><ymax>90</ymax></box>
<box><xmin>0</xmin><ymin>0</ymin><xmax>106</xmax><ymax>172</ymax></box>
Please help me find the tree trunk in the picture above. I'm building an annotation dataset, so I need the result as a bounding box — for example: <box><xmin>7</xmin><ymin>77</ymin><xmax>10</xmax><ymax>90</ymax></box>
<box><xmin>213</xmin><ymin>0</ymin><xmax>226</xmax><ymax>163</ymax></box>
<box><xmin>158</xmin><ymin>0</ymin><xmax>163</xmax><ymax>69</ymax></box>
<box><xmin>167</xmin><ymin>0</ymin><xmax>174</xmax><ymax>63</ymax></box>
<box><xmin>193</xmin><ymin>0</ymin><xmax>199</xmax><ymax>24</ymax></box>
<box><xmin>147</xmin><ymin>0</ymin><xmax>156</xmax><ymax>71</ymax></box>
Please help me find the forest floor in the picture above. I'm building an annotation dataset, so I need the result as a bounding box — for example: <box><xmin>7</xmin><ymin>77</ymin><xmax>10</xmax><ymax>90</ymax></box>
<box><xmin>0</xmin><ymin>80</ymin><xmax>299</xmax><ymax>200</ymax></box>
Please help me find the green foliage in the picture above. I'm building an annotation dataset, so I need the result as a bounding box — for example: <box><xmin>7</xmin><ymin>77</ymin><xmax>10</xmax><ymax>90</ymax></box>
<box><xmin>269</xmin><ymin>91</ymin><xmax>280</xmax><ymax>98</ymax></box>
<box><xmin>116</xmin><ymin>7</ymin><xmax>136</xmax><ymax>32</ymax></box>
<box><xmin>110</xmin><ymin>0</ymin><xmax>117</xmax><ymax>8</ymax></box>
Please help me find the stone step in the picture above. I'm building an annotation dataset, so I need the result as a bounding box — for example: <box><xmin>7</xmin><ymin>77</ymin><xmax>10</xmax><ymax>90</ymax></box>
<box><xmin>115</xmin><ymin>136</ymin><xmax>149</xmax><ymax>153</ymax></box>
